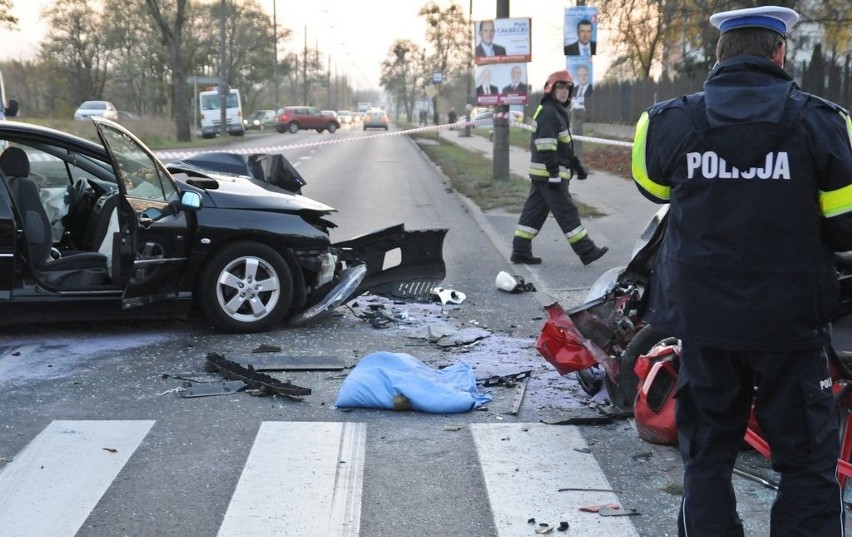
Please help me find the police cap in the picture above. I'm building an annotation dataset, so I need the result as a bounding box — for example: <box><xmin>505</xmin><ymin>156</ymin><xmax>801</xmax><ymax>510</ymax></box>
<box><xmin>709</xmin><ymin>6</ymin><xmax>799</xmax><ymax>36</ymax></box>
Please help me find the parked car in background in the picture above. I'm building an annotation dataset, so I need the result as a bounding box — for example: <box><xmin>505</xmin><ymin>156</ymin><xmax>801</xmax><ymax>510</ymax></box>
<box><xmin>73</xmin><ymin>101</ymin><xmax>119</xmax><ymax>121</ymax></box>
<box><xmin>0</xmin><ymin>118</ymin><xmax>447</xmax><ymax>333</ymax></box>
<box><xmin>321</xmin><ymin>110</ymin><xmax>338</xmax><ymax>121</ymax></box>
<box><xmin>362</xmin><ymin>110</ymin><xmax>389</xmax><ymax>131</ymax></box>
<box><xmin>275</xmin><ymin>106</ymin><xmax>340</xmax><ymax>134</ymax></box>
<box><xmin>336</xmin><ymin>110</ymin><xmax>352</xmax><ymax>124</ymax></box>
<box><xmin>244</xmin><ymin>109</ymin><xmax>276</xmax><ymax>130</ymax></box>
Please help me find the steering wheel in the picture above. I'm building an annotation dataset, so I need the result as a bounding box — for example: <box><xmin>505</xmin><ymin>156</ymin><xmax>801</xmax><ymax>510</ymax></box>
<box><xmin>67</xmin><ymin>178</ymin><xmax>88</xmax><ymax>207</ymax></box>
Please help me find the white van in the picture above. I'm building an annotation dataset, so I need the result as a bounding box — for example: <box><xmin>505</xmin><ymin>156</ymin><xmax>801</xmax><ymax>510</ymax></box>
<box><xmin>199</xmin><ymin>88</ymin><xmax>244</xmax><ymax>138</ymax></box>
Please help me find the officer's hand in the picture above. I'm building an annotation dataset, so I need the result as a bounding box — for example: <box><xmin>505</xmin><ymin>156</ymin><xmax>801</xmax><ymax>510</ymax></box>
<box><xmin>548</xmin><ymin>178</ymin><xmax>562</xmax><ymax>188</ymax></box>
<box><xmin>572</xmin><ymin>157</ymin><xmax>589</xmax><ymax>180</ymax></box>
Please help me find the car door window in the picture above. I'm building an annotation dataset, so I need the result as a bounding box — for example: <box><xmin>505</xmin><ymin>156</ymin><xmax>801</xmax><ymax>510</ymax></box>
<box><xmin>93</xmin><ymin>121</ymin><xmax>177</xmax><ymax>208</ymax></box>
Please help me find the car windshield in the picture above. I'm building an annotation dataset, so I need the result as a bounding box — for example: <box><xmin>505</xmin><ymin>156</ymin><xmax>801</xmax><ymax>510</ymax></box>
<box><xmin>201</xmin><ymin>92</ymin><xmax>239</xmax><ymax>110</ymax></box>
<box><xmin>81</xmin><ymin>102</ymin><xmax>106</xmax><ymax>110</ymax></box>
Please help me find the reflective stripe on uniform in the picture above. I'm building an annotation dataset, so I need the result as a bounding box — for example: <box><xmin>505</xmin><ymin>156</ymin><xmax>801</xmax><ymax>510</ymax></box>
<box><xmin>632</xmin><ymin>112</ymin><xmax>671</xmax><ymax>202</ymax></box>
<box><xmin>558</xmin><ymin>166</ymin><xmax>571</xmax><ymax>179</ymax></box>
<box><xmin>821</xmin><ymin>110</ymin><xmax>852</xmax><ymax>217</ymax></box>
<box><xmin>535</xmin><ymin>137</ymin><xmax>558</xmax><ymax>152</ymax></box>
<box><xmin>565</xmin><ymin>226</ymin><xmax>587</xmax><ymax>244</ymax></box>
<box><xmin>529</xmin><ymin>162</ymin><xmax>550</xmax><ymax>178</ymax></box>
<box><xmin>514</xmin><ymin>225</ymin><xmax>539</xmax><ymax>239</ymax></box>
<box><xmin>557</xmin><ymin>129</ymin><xmax>571</xmax><ymax>143</ymax></box>
<box><xmin>820</xmin><ymin>184</ymin><xmax>852</xmax><ymax>218</ymax></box>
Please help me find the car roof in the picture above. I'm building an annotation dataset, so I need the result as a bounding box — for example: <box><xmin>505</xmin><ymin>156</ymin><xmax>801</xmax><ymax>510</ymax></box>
<box><xmin>0</xmin><ymin>120</ymin><xmax>109</xmax><ymax>157</ymax></box>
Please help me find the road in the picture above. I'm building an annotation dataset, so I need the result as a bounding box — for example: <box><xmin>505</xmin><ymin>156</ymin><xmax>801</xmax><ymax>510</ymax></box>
<box><xmin>0</xmin><ymin>123</ymin><xmax>790</xmax><ymax>536</ymax></box>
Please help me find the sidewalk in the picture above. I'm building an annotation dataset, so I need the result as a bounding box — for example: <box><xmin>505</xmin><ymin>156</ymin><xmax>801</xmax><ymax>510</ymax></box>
<box><xmin>434</xmin><ymin>128</ymin><xmax>660</xmax><ymax>306</ymax></box>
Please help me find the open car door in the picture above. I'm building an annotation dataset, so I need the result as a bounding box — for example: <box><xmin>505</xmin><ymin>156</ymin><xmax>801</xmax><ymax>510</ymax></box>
<box><xmin>92</xmin><ymin>118</ymin><xmax>194</xmax><ymax>308</ymax></box>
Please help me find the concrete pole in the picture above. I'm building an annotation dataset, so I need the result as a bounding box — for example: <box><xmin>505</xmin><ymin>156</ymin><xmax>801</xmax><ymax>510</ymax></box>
<box><xmin>218</xmin><ymin>0</ymin><xmax>227</xmax><ymax>136</ymax></box>
<box><xmin>492</xmin><ymin>0</ymin><xmax>510</xmax><ymax>181</ymax></box>
<box><xmin>273</xmin><ymin>0</ymin><xmax>279</xmax><ymax>107</ymax></box>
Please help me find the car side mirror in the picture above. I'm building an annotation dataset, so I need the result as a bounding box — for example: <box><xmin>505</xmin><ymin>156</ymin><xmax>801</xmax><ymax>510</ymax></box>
<box><xmin>180</xmin><ymin>191</ymin><xmax>202</xmax><ymax>211</ymax></box>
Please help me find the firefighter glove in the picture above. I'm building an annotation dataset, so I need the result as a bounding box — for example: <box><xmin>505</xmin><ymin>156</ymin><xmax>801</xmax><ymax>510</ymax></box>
<box><xmin>572</xmin><ymin>157</ymin><xmax>589</xmax><ymax>180</ymax></box>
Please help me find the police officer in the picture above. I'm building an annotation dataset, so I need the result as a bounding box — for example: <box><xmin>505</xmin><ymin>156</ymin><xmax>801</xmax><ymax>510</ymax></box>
<box><xmin>511</xmin><ymin>70</ymin><xmax>607</xmax><ymax>265</ymax></box>
<box><xmin>632</xmin><ymin>6</ymin><xmax>852</xmax><ymax>536</ymax></box>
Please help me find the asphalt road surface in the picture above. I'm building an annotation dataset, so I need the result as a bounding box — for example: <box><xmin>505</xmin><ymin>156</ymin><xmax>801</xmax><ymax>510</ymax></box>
<box><xmin>0</xmin><ymin>124</ymin><xmax>814</xmax><ymax>536</ymax></box>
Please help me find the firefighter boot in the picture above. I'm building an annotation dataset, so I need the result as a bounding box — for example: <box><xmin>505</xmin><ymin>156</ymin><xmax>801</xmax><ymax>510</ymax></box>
<box><xmin>511</xmin><ymin>236</ymin><xmax>542</xmax><ymax>264</ymax></box>
<box><xmin>573</xmin><ymin>237</ymin><xmax>609</xmax><ymax>266</ymax></box>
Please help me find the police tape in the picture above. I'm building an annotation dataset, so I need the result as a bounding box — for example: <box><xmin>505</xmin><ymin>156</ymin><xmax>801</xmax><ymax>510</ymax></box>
<box><xmin>153</xmin><ymin>117</ymin><xmax>633</xmax><ymax>161</ymax></box>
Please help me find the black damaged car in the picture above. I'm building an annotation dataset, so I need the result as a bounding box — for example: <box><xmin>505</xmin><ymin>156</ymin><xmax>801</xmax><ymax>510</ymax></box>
<box><xmin>0</xmin><ymin>118</ymin><xmax>446</xmax><ymax>332</ymax></box>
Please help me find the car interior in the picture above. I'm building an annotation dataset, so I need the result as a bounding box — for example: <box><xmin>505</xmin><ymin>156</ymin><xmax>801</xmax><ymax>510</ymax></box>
<box><xmin>0</xmin><ymin>144</ymin><xmax>123</xmax><ymax>289</ymax></box>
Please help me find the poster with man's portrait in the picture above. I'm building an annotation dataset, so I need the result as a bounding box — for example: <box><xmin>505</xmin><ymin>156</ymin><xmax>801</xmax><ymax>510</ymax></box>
<box><xmin>566</xmin><ymin>57</ymin><xmax>594</xmax><ymax>110</ymax></box>
<box><xmin>563</xmin><ymin>6</ymin><xmax>599</xmax><ymax>57</ymax></box>
<box><xmin>475</xmin><ymin>64</ymin><xmax>529</xmax><ymax>106</ymax></box>
<box><xmin>473</xmin><ymin>18</ymin><xmax>532</xmax><ymax>65</ymax></box>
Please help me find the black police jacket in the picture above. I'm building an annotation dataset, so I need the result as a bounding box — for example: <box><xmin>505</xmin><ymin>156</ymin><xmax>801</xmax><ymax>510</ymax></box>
<box><xmin>633</xmin><ymin>56</ymin><xmax>852</xmax><ymax>351</ymax></box>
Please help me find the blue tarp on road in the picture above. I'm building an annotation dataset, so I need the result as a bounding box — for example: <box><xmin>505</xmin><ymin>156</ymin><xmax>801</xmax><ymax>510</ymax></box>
<box><xmin>335</xmin><ymin>352</ymin><xmax>492</xmax><ymax>413</ymax></box>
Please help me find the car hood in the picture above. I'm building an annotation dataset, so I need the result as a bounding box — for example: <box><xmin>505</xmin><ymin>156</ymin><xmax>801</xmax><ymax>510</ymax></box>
<box><xmin>170</xmin><ymin>165</ymin><xmax>335</xmax><ymax>213</ymax></box>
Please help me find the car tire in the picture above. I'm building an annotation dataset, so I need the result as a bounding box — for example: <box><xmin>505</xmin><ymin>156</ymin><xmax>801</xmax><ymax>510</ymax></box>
<box><xmin>316</xmin><ymin>128</ymin><xmax>324</xmax><ymax>133</ymax></box>
<box><xmin>288</xmin><ymin>122</ymin><xmax>299</xmax><ymax>134</ymax></box>
<box><xmin>276</xmin><ymin>126</ymin><xmax>286</xmax><ymax>133</ymax></box>
<box><xmin>605</xmin><ymin>325</ymin><xmax>673</xmax><ymax>409</ymax></box>
<box><xmin>198</xmin><ymin>242</ymin><xmax>294</xmax><ymax>333</ymax></box>
<box><xmin>327</xmin><ymin>123</ymin><xmax>337</xmax><ymax>133</ymax></box>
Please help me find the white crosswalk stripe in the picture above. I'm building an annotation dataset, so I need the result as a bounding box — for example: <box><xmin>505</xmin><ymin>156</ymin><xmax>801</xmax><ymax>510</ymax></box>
<box><xmin>217</xmin><ymin>422</ymin><xmax>365</xmax><ymax>537</ymax></box>
<box><xmin>0</xmin><ymin>420</ymin><xmax>155</xmax><ymax>537</ymax></box>
<box><xmin>0</xmin><ymin>420</ymin><xmax>639</xmax><ymax>536</ymax></box>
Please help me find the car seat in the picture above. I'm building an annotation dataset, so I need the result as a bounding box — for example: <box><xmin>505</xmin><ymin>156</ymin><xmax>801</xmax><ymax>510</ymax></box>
<box><xmin>14</xmin><ymin>177</ymin><xmax>109</xmax><ymax>288</ymax></box>
<box><xmin>0</xmin><ymin>146</ymin><xmax>30</xmax><ymax>200</ymax></box>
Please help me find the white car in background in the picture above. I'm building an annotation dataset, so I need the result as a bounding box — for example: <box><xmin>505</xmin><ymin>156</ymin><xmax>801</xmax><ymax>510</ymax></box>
<box><xmin>74</xmin><ymin>101</ymin><xmax>119</xmax><ymax>121</ymax></box>
<box><xmin>336</xmin><ymin>110</ymin><xmax>353</xmax><ymax>125</ymax></box>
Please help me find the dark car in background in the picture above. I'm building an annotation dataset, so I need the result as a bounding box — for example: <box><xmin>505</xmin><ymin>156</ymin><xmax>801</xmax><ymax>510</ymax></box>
<box><xmin>0</xmin><ymin>119</ymin><xmax>447</xmax><ymax>332</ymax></box>
<box><xmin>243</xmin><ymin>109</ymin><xmax>276</xmax><ymax>130</ymax></box>
<box><xmin>275</xmin><ymin>106</ymin><xmax>341</xmax><ymax>134</ymax></box>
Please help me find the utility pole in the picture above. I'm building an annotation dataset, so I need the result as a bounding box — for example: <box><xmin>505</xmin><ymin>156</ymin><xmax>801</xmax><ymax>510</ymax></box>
<box><xmin>492</xmin><ymin>0</ymin><xmax>510</xmax><ymax>180</ymax></box>
<box><xmin>218</xmin><ymin>0</ymin><xmax>227</xmax><ymax>136</ymax></box>
<box><xmin>462</xmin><ymin>0</ymin><xmax>473</xmax><ymax>137</ymax></box>
<box><xmin>273</xmin><ymin>0</ymin><xmax>279</xmax><ymax>107</ymax></box>
<box><xmin>303</xmin><ymin>26</ymin><xmax>308</xmax><ymax>105</ymax></box>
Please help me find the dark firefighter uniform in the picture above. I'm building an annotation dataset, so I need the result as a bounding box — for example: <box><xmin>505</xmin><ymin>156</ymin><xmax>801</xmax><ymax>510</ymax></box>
<box><xmin>633</xmin><ymin>52</ymin><xmax>852</xmax><ymax>536</ymax></box>
<box><xmin>511</xmin><ymin>89</ymin><xmax>606</xmax><ymax>265</ymax></box>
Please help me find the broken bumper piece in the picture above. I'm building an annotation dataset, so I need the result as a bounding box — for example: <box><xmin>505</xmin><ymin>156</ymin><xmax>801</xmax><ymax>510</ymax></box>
<box><xmin>289</xmin><ymin>264</ymin><xmax>367</xmax><ymax>327</ymax></box>
<box><xmin>205</xmin><ymin>353</ymin><xmax>312</xmax><ymax>397</ymax></box>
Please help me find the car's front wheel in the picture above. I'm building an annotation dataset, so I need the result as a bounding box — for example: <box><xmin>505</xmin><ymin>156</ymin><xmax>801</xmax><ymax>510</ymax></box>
<box><xmin>198</xmin><ymin>242</ymin><xmax>294</xmax><ymax>333</ymax></box>
<box><xmin>288</xmin><ymin>122</ymin><xmax>299</xmax><ymax>134</ymax></box>
<box><xmin>327</xmin><ymin>123</ymin><xmax>338</xmax><ymax>133</ymax></box>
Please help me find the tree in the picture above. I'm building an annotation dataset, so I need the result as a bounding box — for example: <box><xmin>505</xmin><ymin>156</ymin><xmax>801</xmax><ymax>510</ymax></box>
<box><xmin>103</xmin><ymin>0</ymin><xmax>170</xmax><ymax>116</ymax></box>
<box><xmin>0</xmin><ymin>0</ymin><xmax>17</xmax><ymax>27</ymax></box>
<box><xmin>145</xmin><ymin>0</ymin><xmax>192</xmax><ymax>141</ymax></box>
<box><xmin>419</xmin><ymin>2</ymin><xmax>469</xmax><ymax>123</ymax></box>
<box><xmin>380</xmin><ymin>40</ymin><xmax>425</xmax><ymax>122</ymax></box>
<box><xmin>40</xmin><ymin>0</ymin><xmax>113</xmax><ymax>104</ymax></box>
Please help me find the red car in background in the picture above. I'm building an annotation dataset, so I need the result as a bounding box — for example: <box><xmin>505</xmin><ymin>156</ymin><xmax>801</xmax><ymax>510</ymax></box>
<box><xmin>275</xmin><ymin>106</ymin><xmax>340</xmax><ymax>134</ymax></box>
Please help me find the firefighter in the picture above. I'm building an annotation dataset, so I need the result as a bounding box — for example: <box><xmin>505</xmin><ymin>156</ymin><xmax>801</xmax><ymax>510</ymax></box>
<box><xmin>510</xmin><ymin>69</ymin><xmax>608</xmax><ymax>265</ymax></box>
<box><xmin>632</xmin><ymin>6</ymin><xmax>852</xmax><ymax>536</ymax></box>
